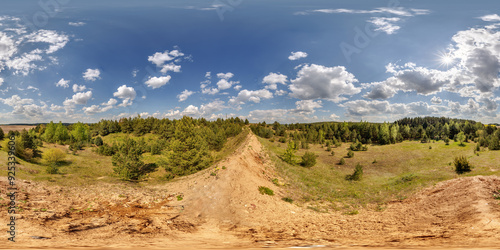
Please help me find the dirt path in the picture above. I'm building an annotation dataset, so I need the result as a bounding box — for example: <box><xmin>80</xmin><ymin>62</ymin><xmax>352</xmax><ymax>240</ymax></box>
<box><xmin>1</xmin><ymin>132</ymin><xmax>500</xmax><ymax>249</ymax></box>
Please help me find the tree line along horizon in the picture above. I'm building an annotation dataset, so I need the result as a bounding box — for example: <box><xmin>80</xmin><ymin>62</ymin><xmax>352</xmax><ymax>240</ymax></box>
<box><xmin>0</xmin><ymin>116</ymin><xmax>498</xmax><ymax>181</ymax></box>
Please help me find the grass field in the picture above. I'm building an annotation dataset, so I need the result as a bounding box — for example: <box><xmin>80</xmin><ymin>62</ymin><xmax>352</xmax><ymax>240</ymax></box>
<box><xmin>259</xmin><ymin>137</ymin><xmax>500</xmax><ymax>212</ymax></box>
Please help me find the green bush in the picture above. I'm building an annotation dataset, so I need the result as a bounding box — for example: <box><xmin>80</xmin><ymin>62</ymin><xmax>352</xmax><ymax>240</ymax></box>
<box><xmin>346</xmin><ymin>150</ymin><xmax>354</xmax><ymax>158</ymax></box>
<box><xmin>258</xmin><ymin>186</ymin><xmax>274</xmax><ymax>196</ymax></box>
<box><xmin>301</xmin><ymin>151</ymin><xmax>317</xmax><ymax>168</ymax></box>
<box><xmin>345</xmin><ymin>163</ymin><xmax>363</xmax><ymax>181</ymax></box>
<box><xmin>150</xmin><ymin>142</ymin><xmax>161</xmax><ymax>155</ymax></box>
<box><xmin>349</xmin><ymin>140</ymin><xmax>367</xmax><ymax>151</ymax></box>
<box><xmin>282</xmin><ymin>197</ymin><xmax>293</xmax><ymax>203</ymax></box>
<box><xmin>95</xmin><ymin>143</ymin><xmax>117</xmax><ymax>156</ymax></box>
<box><xmin>454</xmin><ymin>156</ymin><xmax>472</xmax><ymax>174</ymax></box>
<box><xmin>94</xmin><ymin>136</ymin><xmax>104</xmax><ymax>146</ymax></box>
<box><xmin>42</xmin><ymin>148</ymin><xmax>66</xmax><ymax>164</ymax></box>
<box><xmin>46</xmin><ymin>163</ymin><xmax>59</xmax><ymax>174</ymax></box>
<box><xmin>489</xmin><ymin>136</ymin><xmax>500</xmax><ymax>150</ymax></box>
<box><xmin>339</xmin><ymin>158</ymin><xmax>346</xmax><ymax>165</ymax></box>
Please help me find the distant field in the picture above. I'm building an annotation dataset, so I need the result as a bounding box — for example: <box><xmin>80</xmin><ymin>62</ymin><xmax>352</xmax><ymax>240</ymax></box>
<box><xmin>0</xmin><ymin>125</ymin><xmax>36</xmax><ymax>133</ymax></box>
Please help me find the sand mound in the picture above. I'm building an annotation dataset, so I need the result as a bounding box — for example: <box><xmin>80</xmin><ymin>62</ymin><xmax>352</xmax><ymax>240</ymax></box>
<box><xmin>1</xmin><ymin>132</ymin><xmax>500</xmax><ymax>248</ymax></box>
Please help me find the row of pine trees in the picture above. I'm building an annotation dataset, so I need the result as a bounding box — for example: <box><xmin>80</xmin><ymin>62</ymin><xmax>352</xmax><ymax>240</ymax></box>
<box><xmin>251</xmin><ymin>117</ymin><xmax>500</xmax><ymax>150</ymax></box>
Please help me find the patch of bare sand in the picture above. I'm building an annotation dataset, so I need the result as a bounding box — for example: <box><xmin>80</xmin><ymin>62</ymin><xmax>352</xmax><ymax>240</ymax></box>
<box><xmin>1</xmin><ymin>132</ymin><xmax>500</xmax><ymax>249</ymax></box>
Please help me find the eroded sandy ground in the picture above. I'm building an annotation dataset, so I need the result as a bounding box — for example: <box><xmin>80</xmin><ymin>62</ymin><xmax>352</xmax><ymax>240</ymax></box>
<box><xmin>1</xmin><ymin>132</ymin><xmax>500</xmax><ymax>249</ymax></box>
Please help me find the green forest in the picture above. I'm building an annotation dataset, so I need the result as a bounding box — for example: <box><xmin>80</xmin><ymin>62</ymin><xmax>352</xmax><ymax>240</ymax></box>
<box><xmin>1</xmin><ymin>116</ymin><xmax>247</xmax><ymax>181</ymax></box>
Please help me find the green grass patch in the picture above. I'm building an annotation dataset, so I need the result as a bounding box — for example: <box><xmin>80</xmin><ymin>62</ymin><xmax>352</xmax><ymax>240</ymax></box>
<box><xmin>258</xmin><ymin>186</ymin><xmax>274</xmax><ymax>196</ymax></box>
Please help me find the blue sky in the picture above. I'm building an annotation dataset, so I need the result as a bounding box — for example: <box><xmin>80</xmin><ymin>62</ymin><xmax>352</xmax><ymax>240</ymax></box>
<box><xmin>0</xmin><ymin>0</ymin><xmax>499</xmax><ymax>124</ymax></box>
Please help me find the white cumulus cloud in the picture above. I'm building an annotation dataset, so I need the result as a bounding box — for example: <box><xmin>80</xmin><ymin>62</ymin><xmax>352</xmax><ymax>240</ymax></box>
<box><xmin>25</xmin><ymin>29</ymin><xmax>69</xmax><ymax>54</ymax></box>
<box><xmin>288</xmin><ymin>51</ymin><xmax>308</xmax><ymax>60</ymax></box>
<box><xmin>177</xmin><ymin>89</ymin><xmax>194</xmax><ymax>102</ymax></box>
<box><xmin>113</xmin><ymin>85</ymin><xmax>136</xmax><ymax>107</ymax></box>
<box><xmin>72</xmin><ymin>84</ymin><xmax>86</xmax><ymax>93</ymax></box>
<box><xmin>56</xmin><ymin>78</ymin><xmax>70</xmax><ymax>88</ymax></box>
<box><xmin>83</xmin><ymin>68</ymin><xmax>101</xmax><ymax>81</ymax></box>
<box><xmin>63</xmin><ymin>91</ymin><xmax>93</xmax><ymax>106</ymax></box>
<box><xmin>289</xmin><ymin>64</ymin><xmax>361</xmax><ymax>102</ymax></box>
<box><xmin>145</xmin><ymin>75</ymin><xmax>172</xmax><ymax>89</ymax></box>
<box><xmin>229</xmin><ymin>89</ymin><xmax>273</xmax><ymax>106</ymax></box>
<box><xmin>479</xmin><ymin>14</ymin><xmax>500</xmax><ymax>22</ymax></box>
<box><xmin>262</xmin><ymin>72</ymin><xmax>288</xmax><ymax>90</ymax></box>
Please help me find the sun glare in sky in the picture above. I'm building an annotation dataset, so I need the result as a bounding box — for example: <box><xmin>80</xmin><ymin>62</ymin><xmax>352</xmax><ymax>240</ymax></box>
<box><xmin>439</xmin><ymin>51</ymin><xmax>455</xmax><ymax>67</ymax></box>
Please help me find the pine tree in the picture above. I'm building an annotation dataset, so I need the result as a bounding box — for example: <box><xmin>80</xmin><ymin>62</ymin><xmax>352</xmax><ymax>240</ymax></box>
<box><xmin>54</xmin><ymin>122</ymin><xmax>69</xmax><ymax>143</ymax></box>
<box><xmin>457</xmin><ymin>131</ymin><xmax>466</xmax><ymax>146</ymax></box>
<box><xmin>167</xmin><ymin>118</ymin><xmax>212</xmax><ymax>176</ymax></box>
<box><xmin>282</xmin><ymin>141</ymin><xmax>296</xmax><ymax>164</ymax></box>
<box><xmin>112</xmin><ymin>138</ymin><xmax>156</xmax><ymax>180</ymax></box>
<box><xmin>389</xmin><ymin>124</ymin><xmax>399</xmax><ymax>143</ymax></box>
<box><xmin>71</xmin><ymin>122</ymin><xmax>90</xmax><ymax>143</ymax></box>
<box><xmin>43</xmin><ymin>121</ymin><xmax>56</xmax><ymax>142</ymax></box>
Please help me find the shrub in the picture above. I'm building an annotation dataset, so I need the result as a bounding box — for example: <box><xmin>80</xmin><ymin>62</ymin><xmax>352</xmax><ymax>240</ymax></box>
<box><xmin>444</xmin><ymin>137</ymin><xmax>450</xmax><ymax>145</ymax></box>
<box><xmin>454</xmin><ymin>156</ymin><xmax>472</xmax><ymax>174</ymax></box>
<box><xmin>95</xmin><ymin>143</ymin><xmax>117</xmax><ymax>156</ymax></box>
<box><xmin>339</xmin><ymin>158</ymin><xmax>345</xmax><ymax>165</ymax></box>
<box><xmin>150</xmin><ymin>142</ymin><xmax>161</xmax><ymax>155</ymax></box>
<box><xmin>69</xmin><ymin>141</ymin><xmax>83</xmax><ymax>152</ymax></box>
<box><xmin>489</xmin><ymin>136</ymin><xmax>500</xmax><ymax>150</ymax></box>
<box><xmin>350</xmin><ymin>141</ymin><xmax>367</xmax><ymax>151</ymax></box>
<box><xmin>46</xmin><ymin>163</ymin><xmax>59</xmax><ymax>174</ymax></box>
<box><xmin>94</xmin><ymin>136</ymin><xmax>103</xmax><ymax>146</ymax></box>
<box><xmin>330</xmin><ymin>151</ymin><xmax>335</xmax><ymax>156</ymax></box>
<box><xmin>282</xmin><ymin>197</ymin><xmax>293</xmax><ymax>203</ymax></box>
<box><xmin>345</xmin><ymin>163</ymin><xmax>363</xmax><ymax>181</ymax></box>
<box><xmin>22</xmin><ymin>148</ymin><xmax>34</xmax><ymax>161</ymax></box>
<box><xmin>301</xmin><ymin>151</ymin><xmax>317</xmax><ymax>168</ymax></box>
<box><xmin>258</xmin><ymin>186</ymin><xmax>274</xmax><ymax>196</ymax></box>
<box><xmin>43</xmin><ymin>148</ymin><xmax>66</xmax><ymax>164</ymax></box>
<box><xmin>346</xmin><ymin>150</ymin><xmax>354</xmax><ymax>158</ymax></box>
<box><xmin>272</xmin><ymin>178</ymin><xmax>279</xmax><ymax>185</ymax></box>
